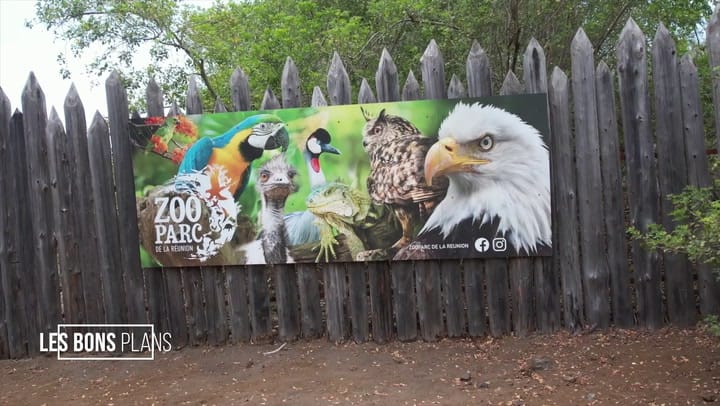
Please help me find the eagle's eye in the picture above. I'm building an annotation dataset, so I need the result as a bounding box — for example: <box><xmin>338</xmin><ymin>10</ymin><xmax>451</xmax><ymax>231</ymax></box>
<box><xmin>478</xmin><ymin>134</ymin><xmax>494</xmax><ymax>151</ymax></box>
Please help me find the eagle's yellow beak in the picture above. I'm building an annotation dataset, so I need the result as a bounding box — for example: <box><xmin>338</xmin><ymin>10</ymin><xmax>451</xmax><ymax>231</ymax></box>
<box><xmin>424</xmin><ymin>138</ymin><xmax>489</xmax><ymax>186</ymax></box>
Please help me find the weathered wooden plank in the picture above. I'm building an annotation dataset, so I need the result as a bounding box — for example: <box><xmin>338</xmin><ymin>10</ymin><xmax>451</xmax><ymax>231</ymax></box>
<box><xmin>466</xmin><ymin>41</ymin><xmax>493</xmax><ymax>98</ymax></box>
<box><xmin>311</xmin><ymin>86</ymin><xmax>328</xmax><ymax>107</ymax></box>
<box><xmin>415</xmin><ymin>260</ymin><xmax>443</xmax><ymax>341</ymax></box>
<box><xmin>106</xmin><ymin>71</ymin><xmax>146</xmax><ymax>323</ymax></box>
<box><xmin>440</xmin><ymin>261</ymin><xmax>465</xmax><ymax>337</ymax></box>
<box><xmin>64</xmin><ymin>85</ymin><xmax>105</xmax><ymax>324</ymax></box>
<box><xmin>248</xmin><ymin>265</ymin><xmax>271</xmax><ymax>340</ymax></box>
<box><xmin>327</xmin><ymin>52</ymin><xmax>352</xmax><ymax>106</ymax></box>
<box><xmin>214</xmin><ymin>98</ymin><xmax>227</xmax><ymax>113</ymax></box>
<box><xmin>499</xmin><ymin>71</ymin><xmax>522</xmax><ymax>95</ymax></box>
<box><xmin>376</xmin><ymin>48</ymin><xmax>400</xmax><ymax>102</ymax></box>
<box><xmin>0</xmin><ymin>88</ymin><xmax>10</xmax><ymax>358</ymax></box>
<box><xmin>186</xmin><ymin>76</ymin><xmax>203</xmax><ymax>114</ymax></box>
<box><xmin>463</xmin><ymin>259</ymin><xmax>486</xmax><ymax>336</ymax></box>
<box><xmin>260</xmin><ymin>87</ymin><xmax>281</xmax><ymax>110</ymax></box>
<box><xmin>164</xmin><ymin>269</ymin><xmax>188</xmax><ymax>348</ymax></box>
<box><xmin>231</xmin><ymin>67</ymin><xmax>251</xmax><ymax>112</ymax></box>
<box><xmin>358</xmin><ymin>78</ymin><xmax>377</xmax><ymax>104</ymax></box>
<box><xmin>203</xmin><ymin>267</ymin><xmax>229</xmax><ymax>345</ymax></box>
<box><xmin>509</xmin><ymin>259</ymin><xmax>534</xmax><ymax>336</ymax></box>
<box><xmin>523</xmin><ymin>38</ymin><xmax>560</xmax><ymax>333</ymax></box>
<box><xmin>368</xmin><ymin>261</ymin><xmax>393</xmax><ymax>342</ymax></box>
<box><xmin>146</xmin><ymin>77</ymin><xmax>164</xmax><ymax>117</ymax></box>
<box><xmin>296</xmin><ymin>263</ymin><xmax>322</xmax><ymax>338</ymax></box>
<box><xmin>571</xmin><ymin>28</ymin><xmax>611</xmax><ymax>328</ymax></box>
<box><xmin>595</xmin><ymin>62</ymin><xmax>634</xmax><ymax>328</ymax></box>
<box><xmin>391</xmin><ymin>263</ymin><xmax>417</xmax><ymax>341</ymax></box>
<box><xmin>548</xmin><ymin>67</ymin><xmax>584</xmax><ymax>331</ymax></box>
<box><xmin>323</xmin><ymin>263</ymin><xmax>347</xmax><ymax>343</ymax></box>
<box><xmin>182</xmin><ymin>268</ymin><xmax>207</xmax><ymax>345</ymax></box>
<box><xmin>274</xmin><ymin>264</ymin><xmax>300</xmax><ymax>341</ymax></box>
<box><xmin>402</xmin><ymin>71</ymin><xmax>421</xmax><ymax>101</ymax></box>
<box><xmin>485</xmin><ymin>259</ymin><xmax>510</xmax><ymax>336</ymax></box>
<box><xmin>447</xmin><ymin>74</ymin><xmax>466</xmax><ymax>99</ymax></box>
<box><xmin>145</xmin><ymin>269</ymin><xmax>169</xmax><ymax>334</ymax></box>
<box><xmin>617</xmin><ymin>19</ymin><xmax>663</xmax><ymax>329</ymax></box>
<box><xmin>281</xmin><ymin>57</ymin><xmax>302</xmax><ymax>108</ymax></box>
<box><xmin>707</xmin><ymin>7</ymin><xmax>720</xmax><ymax>152</ymax></box>
<box><xmin>420</xmin><ymin>40</ymin><xmax>447</xmax><ymax>99</ymax></box>
<box><xmin>21</xmin><ymin>73</ymin><xmax>61</xmax><ymax>348</ymax></box>
<box><xmin>87</xmin><ymin>112</ymin><xmax>127</xmax><ymax>324</ymax></box>
<box><xmin>347</xmin><ymin>264</ymin><xmax>369</xmax><ymax>343</ymax></box>
<box><xmin>48</xmin><ymin>107</ymin><xmax>86</xmax><ymax>325</ymax></box>
<box><xmin>679</xmin><ymin>54</ymin><xmax>720</xmax><ymax>316</ymax></box>
<box><xmin>652</xmin><ymin>25</ymin><xmax>695</xmax><ymax>326</ymax></box>
<box><xmin>226</xmin><ymin>265</ymin><xmax>250</xmax><ymax>343</ymax></box>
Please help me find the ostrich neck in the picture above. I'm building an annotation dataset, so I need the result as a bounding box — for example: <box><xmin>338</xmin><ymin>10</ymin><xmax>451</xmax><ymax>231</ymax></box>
<box><xmin>304</xmin><ymin>150</ymin><xmax>326</xmax><ymax>188</ymax></box>
<box><xmin>260</xmin><ymin>197</ymin><xmax>289</xmax><ymax>264</ymax></box>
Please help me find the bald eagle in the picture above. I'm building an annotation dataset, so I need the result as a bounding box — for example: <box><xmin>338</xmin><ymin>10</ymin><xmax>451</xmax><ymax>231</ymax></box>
<box><xmin>394</xmin><ymin>102</ymin><xmax>551</xmax><ymax>260</ymax></box>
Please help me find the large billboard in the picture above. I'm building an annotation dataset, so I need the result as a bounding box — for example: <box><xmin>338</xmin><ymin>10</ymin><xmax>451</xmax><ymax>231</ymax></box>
<box><xmin>131</xmin><ymin>94</ymin><xmax>551</xmax><ymax>267</ymax></box>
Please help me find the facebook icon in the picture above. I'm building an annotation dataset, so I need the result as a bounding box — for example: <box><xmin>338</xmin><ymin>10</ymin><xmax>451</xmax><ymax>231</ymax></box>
<box><xmin>474</xmin><ymin>237</ymin><xmax>490</xmax><ymax>253</ymax></box>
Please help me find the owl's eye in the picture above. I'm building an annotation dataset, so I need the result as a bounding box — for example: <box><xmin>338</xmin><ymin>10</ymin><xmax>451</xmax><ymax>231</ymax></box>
<box><xmin>373</xmin><ymin>126</ymin><xmax>382</xmax><ymax>135</ymax></box>
<box><xmin>478</xmin><ymin>134</ymin><xmax>494</xmax><ymax>151</ymax></box>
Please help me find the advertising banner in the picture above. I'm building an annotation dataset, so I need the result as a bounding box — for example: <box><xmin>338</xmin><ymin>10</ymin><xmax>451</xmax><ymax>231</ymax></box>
<box><xmin>131</xmin><ymin>94</ymin><xmax>551</xmax><ymax>267</ymax></box>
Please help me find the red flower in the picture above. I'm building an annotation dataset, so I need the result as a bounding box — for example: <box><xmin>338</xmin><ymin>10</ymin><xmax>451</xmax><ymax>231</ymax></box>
<box><xmin>171</xmin><ymin>145</ymin><xmax>189</xmax><ymax>164</ymax></box>
<box><xmin>153</xmin><ymin>141</ymin><xmax>168</xmax><ymax>155</ymax></box>
<box><xmin>145</xmin><ymin>116</ymin><xmax>165</xmax><ymax>125</ymax></box>
<box><xmin>175</xmin><ymin>116</ymin><xmax>198</xmax><ymax>139</ymax></box>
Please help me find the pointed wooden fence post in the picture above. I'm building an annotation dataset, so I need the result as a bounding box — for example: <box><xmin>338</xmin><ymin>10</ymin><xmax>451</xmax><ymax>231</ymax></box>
<box><xmin>447</xmin><ymin>74</ymin><xmax>466</xmax><ymax>99</ymax></box>
<box><xmin>549</xmin><ymin>67</ymin><xmax>584</xmax><ymax>331</ymax></box>
<box><xmin>231</xmin><ymin>67</ymin><xmax>251</xmax><ymax>112</ymax></box>
<box><xmin>595</xmin><ymin>62</ymin><xmax>633</xmax><ymax>328</ymax></box>
<box><xmin>146</xmin><ymin>77</ymin><xmax>164</xmax><ymax>117</ymax></box>
<box><xmin>402</xmin><ymin>71</ymin><xmax>421</xmax><ymax>101</ymax></box>
<box><xmin>282</xmin><ymin>57</ymin><xmax>302</xmax><ymax>108</ymax></box>
<box><xmin>523</xmin><ymin>38</ymin><xmax>561</xmax><ymax>334</ymax></box>
<box><xmin>261</xmin><ymin>87</ymin><xmax>281</xmax><ymax>110</ymax></box>
<box><xmin>420</xmin><ymin>39</ymin><xmax>447</xmax><ymax>100</ymax></box>
<box><xmin>652</xmin><ymin>24</ymin><xmax>695</xmax><ymax>327</ymax></box>
<box><xmin>617</xmin><ymin>19</ymin><xmax>663</xmax><ymax>329</ymax></box>
<box><xmin>358</xmin><ymin>78</ymin><xmax>377</xmax><ymax>103</ymax></box>
<box><xmin>105</xmin><ymin>71</ymin><xmax>147</xmax><ymax>324</ymax></box>
<box><xmin>679</xmin><ymin>54</ymin><xmax>720</xmax><ymax>317</ymax></box>
<box><xmin>22</xmin><ymin>73</ymin><xmax>61</xmax><ymax>351</ymax></box>
<box><xmin>376</xmin><ymin>48</ymin><xmax>400</xmax><ymax>102</ymax></box>
<box><xmin>571</xmin><ymin>28</ymin><xmax>611</xmax><ymax>328</ymax></box>
<box><xmin>467</xmin><ymin>41</ymin><xmax>493</xmax><ymax>98</ymax></box>
<box><xmin>707</xmin><ymin>7</ymin><xmax>720</xmax><ymax>152</ymax></box>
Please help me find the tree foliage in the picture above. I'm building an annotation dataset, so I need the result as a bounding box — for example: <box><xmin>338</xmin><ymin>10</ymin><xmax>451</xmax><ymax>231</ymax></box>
<box><xmin>30</xmin><ymin>0</ymin><xmax>716</xmax><ymax>110</ymax></box>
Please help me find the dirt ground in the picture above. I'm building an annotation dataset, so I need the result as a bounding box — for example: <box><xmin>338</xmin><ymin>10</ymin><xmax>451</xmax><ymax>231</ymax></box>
<box><xmin>0</xmin><ymin>327</ymin><xmax>718</xmax><ymax>405</ymax></box>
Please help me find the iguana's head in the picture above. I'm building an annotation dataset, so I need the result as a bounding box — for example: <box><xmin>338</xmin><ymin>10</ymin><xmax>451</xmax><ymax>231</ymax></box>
<box><xmin>306</xmin><ymin>182</ymin><xmax>370</xmax><ymax>222</ymax></box>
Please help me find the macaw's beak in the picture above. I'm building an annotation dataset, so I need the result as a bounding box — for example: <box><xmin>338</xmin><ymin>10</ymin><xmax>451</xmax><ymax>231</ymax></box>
<box><xmin>321</xmin><ymin>142</ymin><xmax>341</xmax><ymax>155</ymax></box>
<box><xmin>424</xmin><ymin>138</ymin><xmax>489</xmax><ymax>186</ymax></box>
<box><xmin>264</xmin><ymin>123</ymin><xmax>290</xmax><ymax>152</ymax></box>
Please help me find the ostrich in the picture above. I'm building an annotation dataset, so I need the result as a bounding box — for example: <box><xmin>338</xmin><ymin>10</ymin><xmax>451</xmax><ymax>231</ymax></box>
<box><xmin>240</xmin><ymin>154</ymin><xmax>299</xmax><ymax>264</ymax></box>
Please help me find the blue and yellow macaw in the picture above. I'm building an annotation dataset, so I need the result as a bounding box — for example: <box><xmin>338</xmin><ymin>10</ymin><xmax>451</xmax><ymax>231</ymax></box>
<box><xmin>175</xmin><ymin>114</ymin><xmax>289</xmax><ymax>199</ymax></box>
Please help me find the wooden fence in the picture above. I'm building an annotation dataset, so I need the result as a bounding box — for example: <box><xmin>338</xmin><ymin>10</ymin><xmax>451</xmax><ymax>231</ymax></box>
<box><xmin>1</xmin><ymin>16</ymin><xmax>720</xmax><ymax>359</ymax></box>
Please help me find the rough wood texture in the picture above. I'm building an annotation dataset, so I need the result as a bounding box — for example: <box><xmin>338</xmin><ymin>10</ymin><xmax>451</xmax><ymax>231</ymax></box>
<box><xmin>0</xmin><ymin>89</ymin><xmax>12</xmax><ymax>358</ymax></box>
<box><xmin>509</xmin><ymin>259</ymin><xmax>534</xmax><ymax>336</ymax></box>
<box><xmin>21</xmin><ymin>73</ymin><xmax>61</xmax><ymax>348</ymax></box>
<box><xmin>463</xmin><ymin>260</ymin><xmax>486</xmax><ymax>336</ymax></box>
<box><xmin>707</xmin><ymin>8</ymin><xmax>720</xmax><ymax>152</ymax></box>
<box><xmin>376</xmin><ymin>48</ymin><xmax>400</xmax><ymax>102</ymax></box>
<box><xmin>617</xmin><ymin>19</ymin><xmax>663</xmax><ymax>329</ymax></box>
<box><xmin>281</xmin><ymin>57</ymin><xmax>302</xmax><ymax>108</ymax></box>
<box><xmin>447</xmin><ymin>74</ymin><xmax>466</xmax><ymax>99</ymax></box>
<box><xmin>296</xmin><ymin>263</ymin><xmax>322</xmax><ymax>338</ymax></box>
<box><xmin>311</xmin><ymin>86</ymin><xmax>328</xmax><ymax>107</ymax></box>
<box><xmin>652</xmin><ymin>25</ymin><xmax>695</xmax><ymax>327</ymax></box>
<box><xmin>499</xmin><ymin>71</ymin><xmax>522</xmax><ymax>95</ymax></box>
<box><xmin>49</xmin><ymin>108</ymin><xmax>86</xmax><ymax>324</ymax></box>
<box><xmin>679</xmin><ymin>54</ymin><xmax>720</xmax><ymax>316</ymax></box>
<box><xmin>347</xmin><ymin>263</ymin><xmax>369</xmax><ymax>343</ymax></box>
<box><xmin>420</xmin><ymin>40</ymin><xmax>447</xmax><ymax>99</ymax></box>
<box><xmin>327</xmin><ymin>52</ymin><xmax>352</xmax><ymax>106</ymax></box>
<box><xmin>182</xmin><ymin>268</ymin><xmax>208</xmax><ymax>345</ymax></box>
<box><xmin>485</xmin><ymin>259</ymin><xmax>510</xmax><ymax>337</ymax></box>
<box><xmin>186</xmin><ymin>76</ymin><xmax>203</xmax><ymax>114</ymax></box>
<box><xmin>571</xmin><ymin>28</ymin><xmax>611</xmax><ymax>328</ymax></box>
<box><xmin>231</xmin><ymin>67</ymin><xmax>251</xmax><ymax>112</ymax></box>
<box><xmin>440</xmin><ymin>261</ymin><xmax>465</xmax><ymax>337</ymax></box>
<box><xmin>523</xmin><ymin>38</ymin><xmax>560</xmax><ymax>333</ymax></box>
<box><xmin>274</xmin><ymin>264</ymin><xmax>300</xmax><ymax>341</ymax></box>
<box><xmin>595</xmin><ymin>62</ymin><xmax>633</xmax><ymax>328</ymax></box>
<box><xmin>368</xmin><ymin>261</ymin><xmax>393</xmax><ymax>342</ymax></box>
<box><xmin>203</xmin><ymin>267</ymin><xmax>229</xmax><ymax>345</ymax></box>
<box><xmin>415</xmin><ymin>261</ymin><xmax>443</xmax><ymax>341</ymax></box>
<box><xmin>87</xmin><ymin>113</ymin><xmax>127</xmax><ymax>324</ymax></box>
<box><xmin>549</xmin><ymin>67</ymin><xmax>584</xmax><ymax>331</ymax></box>
<box><xmin>260</xmin><ymin>87</ymin><xmax>281</xmax><ymax>110</ymax></box>
<box><xmin>402</xmin><ymin>71</ymin><xmax>421</xmax><ymax>101</ymax></box>
<box><xmin>248</xmin><ymin>265</ymin><xmax>271</xmax><ymax>340</ymax></box>
<box><xmin>358</xmin><ymin>78</ymin><xmax>377</xmax><ymax>104</ymax></box>
<box><xmin>226</xmin><ymin>266</ymin><xmax>250</xmax><ymax>343</ymax></box>
<box><xmin>146</xmin><ymin>78</ymin><xmax>164</xmax><ymax>117</ymax></box>
<box><xmin>106</xmin><ymin>72</ymin><xmax>146</xmax><ymax>323</ymax></box>
<box><xmin>466</xmin><ymin>41</ymin><xmax>493</xmax><ymax>98</ymax></box>
<box><xmin>214</xmin><ymin>98</ymin><xmax>227</xmax><ymax>113</ymax></box>
<box><xmin>164</xmin><ymin>269</ymin><xmax>188</xmax><ymax>348</ymax></box>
